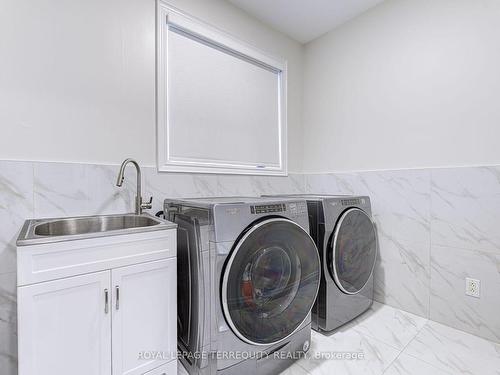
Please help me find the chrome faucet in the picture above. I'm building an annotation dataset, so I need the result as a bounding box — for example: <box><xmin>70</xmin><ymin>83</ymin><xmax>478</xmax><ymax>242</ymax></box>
<box><xmin>116</xmin><ymin>158</ymin><xmax>152</xmax><ymax>215</ymax></box>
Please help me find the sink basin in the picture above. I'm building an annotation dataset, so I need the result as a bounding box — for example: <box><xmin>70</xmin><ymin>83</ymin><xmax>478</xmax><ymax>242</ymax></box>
<box><xmin>34</xmin><ymin>215</ymin><xmax>160</xmax><ymax>236</ymax></box>
<box><xmin>17</xmin><ymin>213</ymin><xmax>176</xmax><ymax>246</ymax></box>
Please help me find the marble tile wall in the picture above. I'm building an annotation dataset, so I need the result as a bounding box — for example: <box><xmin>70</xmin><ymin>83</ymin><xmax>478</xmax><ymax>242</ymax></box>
<box><xmin>2</xmin><ymin>160</ymin><xmax>500</xmax><ymax>373</ymax></box>
<box><xmin>305</xmin><ymin>166</ymin><xmax>500</xmax><ymax>344</ymax></box>
<box><xmin>0</xmin><ymin>161</ymin><xmax>30</xmax><ymax>375</ymax></box>
<box><xmin>429</xmin><ymin>167</ymin><xmax>500</xmax><ymax>343</ymax></box>
<box><xmin>0</xmin><ymin>159</ymin><xmax>305</xmax><ymax>374</ymax></box>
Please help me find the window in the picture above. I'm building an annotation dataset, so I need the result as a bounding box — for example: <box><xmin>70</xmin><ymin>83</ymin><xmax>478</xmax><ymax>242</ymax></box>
<box><xmin>157</xmin><ymin>3</ymin><xmax>287</xmax><ymax>175</ymax></box>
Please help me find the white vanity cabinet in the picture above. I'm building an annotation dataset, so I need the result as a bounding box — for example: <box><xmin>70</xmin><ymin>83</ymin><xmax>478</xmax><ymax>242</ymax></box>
<box><xmin>112</xmin><ymin>259</ymin><xmax>177</xmax><ymax>375</ymax></box>
<box><xmin>16</xmin><ymin>222</ymin><xmax>177</xmax><ymax>375</ymax></box>
<box><xmin>18</xmin><ymin>271</ymin><xmax>113</xmax><ymax>375</ymax></box>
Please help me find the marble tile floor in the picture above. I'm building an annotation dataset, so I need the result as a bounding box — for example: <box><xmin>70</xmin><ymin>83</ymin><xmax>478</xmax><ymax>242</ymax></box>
<box><xmin>178</xmin><ymin>301</ymin><xmax>500</xmax><ymax>375</ymax></box>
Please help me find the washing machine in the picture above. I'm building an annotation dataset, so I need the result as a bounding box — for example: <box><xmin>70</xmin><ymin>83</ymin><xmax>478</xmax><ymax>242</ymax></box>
<box><xmin>264</xmin><ymin>195</ymin><xmax>377</xmax><ymax>333</ymax></box>
<box><xmin>164</xmin><ymin>197</ymin><xmax>321</xmax><ymax>375</ymax></box>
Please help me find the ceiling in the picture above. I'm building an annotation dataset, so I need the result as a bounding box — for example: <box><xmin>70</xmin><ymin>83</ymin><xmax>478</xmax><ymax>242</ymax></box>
<box><xmin>227</xmin><ymin>0</ymin><xmax>386</xmax><ymax>44</ymax></box>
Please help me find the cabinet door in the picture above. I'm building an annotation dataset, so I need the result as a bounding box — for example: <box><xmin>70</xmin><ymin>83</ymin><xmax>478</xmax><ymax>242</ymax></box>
<box><xmin>112</xmin><ymin>258</ymin><xmax>177</xmax><ymax>375</ymax></box>
<box><xmin>18</xmin><ymin>271</ymin><xmax>112</xmax><ymax>375</ymax></box>
<box><xmin>143</xmin><ymin>361</ymin><xmax>177</xmax><ymax>375</ymax></box>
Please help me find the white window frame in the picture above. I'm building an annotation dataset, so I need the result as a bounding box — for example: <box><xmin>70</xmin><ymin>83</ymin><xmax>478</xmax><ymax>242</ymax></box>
<box><xmin>156</xmin><ymin>2</ymin><xmax>288</xmax><ymax>176</ymax></box>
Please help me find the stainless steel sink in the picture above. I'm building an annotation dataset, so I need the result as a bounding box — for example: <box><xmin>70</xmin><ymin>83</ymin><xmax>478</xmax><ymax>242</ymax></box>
<box><xmin>34</xmin><ymin>215</ymin><xmax>160</xmax><ymax>236</ymax></box>
<box><xmin>17</xmin><ymin>213</ymin><xmax>176</xmax><ymax>245</ymax></box>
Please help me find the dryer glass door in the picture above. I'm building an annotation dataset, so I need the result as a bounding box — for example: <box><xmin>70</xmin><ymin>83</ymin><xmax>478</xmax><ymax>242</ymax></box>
<box><xmin>222</xmin><ymin>218</ymin><xmax>320</xmax><ymax>346</ymax></box>
<box><xmin>329</xmin><ymin>208</ymin><xmax>377</xmax><ymax>295</ymax></box>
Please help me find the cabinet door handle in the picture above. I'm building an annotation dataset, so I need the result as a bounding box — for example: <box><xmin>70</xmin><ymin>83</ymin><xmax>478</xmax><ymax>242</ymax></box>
<box><xmin>115</xmin><ymin>286</ymin><xmax>120</xmax><ymax>310</ymax></box>
<box><xmin>104</xmin><ymin>289</ymin><xmax>109</xmax><ymax>314</ymax></box>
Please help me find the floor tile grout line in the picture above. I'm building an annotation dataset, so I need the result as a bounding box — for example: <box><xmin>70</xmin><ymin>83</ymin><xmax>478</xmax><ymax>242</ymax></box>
<box><xmin>349</xmin><ymin>324</ymin><xmax>408</xmax><ymax>352</ymax></box>
<box><xmin>348</xmin><ymin>303</ymin><xmax>429</xmax><ymax>352</ymax></box>
<box><xmin>396</xmin><ymin>321</ymin><xmax>455</xmax><ymax>375</ymax></box>
<box><xmin>294</xmin><ymin>356</ymin><xmax>312</xmax><ymax>374</ymax></box>
<box><xmin>300</xmin><ymin>321</ymin><xmax>412</xmax><ymax>375</ymax></box>
<box><xmin>293</xmin><ymin>361</ymin><xmax>312</xmax><ymax>375</ymax></box>
<box><xmin>401</xmin><ymin>351</ymin><xmax>454</xmax><ymax>375</ymax></box>
<box><xmin>324</xmin><ymin>322</ymin><xmax>409</xmax><ymax>350</ymax></box>
<box><xmin>380</xmin><ymin>319</ymin><xmax>428</xmax><ymax>375</ymax></box>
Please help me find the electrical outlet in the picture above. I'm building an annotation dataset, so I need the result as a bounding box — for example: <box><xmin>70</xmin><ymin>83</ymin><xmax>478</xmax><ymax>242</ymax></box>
<box><xmin>465</xmin><ymin>277</ymin><xmax>480</xmax><ymax>298</ymax></box>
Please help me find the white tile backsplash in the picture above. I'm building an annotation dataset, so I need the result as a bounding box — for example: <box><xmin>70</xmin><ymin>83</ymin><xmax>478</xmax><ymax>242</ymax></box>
<box><xmin>0</xmin><ymin>161</ymin><xmax>33</xmax><ymax>275</ymax></box>
<box><xmin>305</xmin><ymin>172</ymin><xmax>361</xmax><ymax>195</ymax></box>
<box><xmin>373</xmin><ymin>234</ymin><xmax>430</xmax><ymax>317</ymax></box>
<box><xmin>34</xmin><ymin>162</ymin><xmax>89</xmax><ymax>218</ymax></box>
<box><xmin>358</xmin><ymin>169</ymin><xmax>431</xmax><ymax>246</ymax></box>
<box><xmin>304</xmin><ymin>166</ymin><xmax>500</xmax><ymax>343</ymax></box>
<box><xmin>430</xmin><ymin>166</ymin><xmax>500</xmax><ymax>197</ymax></box>
<box><xmin>216</xmin><ymin>173</ymin><xmax>305</xmax><ymax>197</ymax></box>
<box><xmin>430</xmin><ymin>245</ymin><xmax>500</xmax><ymax>342</ymax></box>
<box><xmin>216</xmin><ymin>174</ymin><xmax>265</xmax><ymax>197</ymax></box>
<box><xmin>2</xmin><ymin>160</ymin><xmax>500</xmax><ymax>375</ymax></box>
<box><xmin>87</xmin><ymin>164</ymin><xmax>137</xmax><ymax>215</ymax></box>
<box><xmin>260</xmin><ymin>174</ymin><xmax>305</xmax><ymax>195</ymax></box>
<box><xmin>431</xmin><ymin>169</ymin><xmax>500</xmax><ymax>253</ymax></box>
<box><xmin>0</xmin><ymin>272</ymin><xmax>17</xmax><ymax>375</ymax></box>
<box><xmin>144</xmin><ymin>168</ymin><xmax>218</xmax><ymax>198</ymax></box>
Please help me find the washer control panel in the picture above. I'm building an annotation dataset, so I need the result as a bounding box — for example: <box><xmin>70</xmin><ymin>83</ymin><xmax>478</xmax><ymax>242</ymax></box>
<box><xmin>250</xmin><ymin>203</ymin><xmax>286</xmax><ymax>214</ymax></box>
<box><xmin>341</xmin><ymin>198</ymin><xmax>362</xmax><ymax>206</ymax></box>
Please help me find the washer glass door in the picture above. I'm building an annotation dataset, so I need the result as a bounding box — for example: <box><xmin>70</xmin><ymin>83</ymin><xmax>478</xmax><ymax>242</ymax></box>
<box><xmin>222</xmin><ymin>218</ymin><xmax>320</xmax><ymax>346</ymax></box>
<box><xmin>329</xmin><ymin>208</ymin><xmax>377</xmax><ymax>295</ymax></box>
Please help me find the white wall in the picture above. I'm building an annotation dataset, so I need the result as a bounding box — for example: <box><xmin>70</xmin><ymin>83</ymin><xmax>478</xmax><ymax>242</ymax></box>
<box><xmin>0</xmin><ymin>0</ymin><xmax>304</xmax><ymax>172</ymax></box>
<box><xmin>302</xmin><ymin>0</ymin><xmax>500</xmax><ymax>173</ymax></box>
